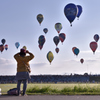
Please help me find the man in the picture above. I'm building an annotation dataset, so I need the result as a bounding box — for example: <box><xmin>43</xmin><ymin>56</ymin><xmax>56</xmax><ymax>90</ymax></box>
<box><xmin>14</xmin><ymin>48</ymin><xmax>34</xmax><ymax>96</ymax></box>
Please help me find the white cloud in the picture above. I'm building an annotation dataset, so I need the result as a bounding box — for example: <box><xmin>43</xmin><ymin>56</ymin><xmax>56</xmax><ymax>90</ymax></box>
<box><xmin>80</xmin><ymin>50</ymin><xmax>100</xmax><ymax>54</ymax></box>
<box><xmin>31</xmin><ymin>62</ymin><xmax>48</xmax><ymax>67</ymax></box>
<box><xmin>0</xmin><ymin>58</ymin><xmax>15</xmax><ymax>66</ymax></box>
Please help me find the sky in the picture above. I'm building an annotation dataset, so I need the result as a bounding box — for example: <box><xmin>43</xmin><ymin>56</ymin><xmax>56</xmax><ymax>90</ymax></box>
<box><xmin>0</xmin><ymin>0</ymin><xmax>100</xmax><ymax>75</ymax></box>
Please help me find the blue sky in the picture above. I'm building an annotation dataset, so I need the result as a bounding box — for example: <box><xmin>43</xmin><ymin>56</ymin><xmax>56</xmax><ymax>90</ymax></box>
<box><xmin>0</xmin><ymin>0</ymin><xmax>100</xmax><ymax>75</ymax></box>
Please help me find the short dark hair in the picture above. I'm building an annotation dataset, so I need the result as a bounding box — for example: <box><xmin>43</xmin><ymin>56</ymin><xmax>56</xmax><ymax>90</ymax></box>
<box><xmin>19</xmin><ymin>48</ymin><xmax>26</xmax><ymax>56</ymax></box>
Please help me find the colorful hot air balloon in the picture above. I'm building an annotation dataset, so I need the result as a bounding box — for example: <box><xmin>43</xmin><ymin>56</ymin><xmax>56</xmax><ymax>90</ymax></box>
<box><xmin>94</xmin><ymin>34</ymin><xmax>99</xmax><ymax>42</ymax></box>
<box><xmin>80</xmin><ymin>58</ymin><xmax>84</xmax><ymax>64</ymax></box>
<box><xmin>53</xmin><ymin>36</ymin><xmax>60</xmax><ymax>46</ymax></box>
<box><xmin>72</xmin><ymin>47</ymin><xmax>77</xmax><ymax>55</ymax></box>
<box><xmin>23</xmin><ymin>46</ymin><xmax>27</xmax><ymax>50</ymax></box>
<box><xmin>55</xmin><ymin>47</ymin><xmax>59</xmax><ymax>53</ymax></box>
<box><xmin>0</xmin><ymin>44</ymin><xmax>5</xmax><ymax>53</ymax></box>
<box><xmin>55</xmin><ymin>23</ymin><xmax>62</xmax><ymax>33</ymax></box>
<box><xmin>15</xmin><ymin>42</ymin><xmax>20</xmax><ymax>49</ymax></box>
<box><xmin>90</xmin><ymin>41</ymin><xmax>98</xmax><ymax>54</ymax></box>
<box><xmin>38</xmin><ymin>35</ymin><xmax>46</xmax><ymax>50</ymax></box>
<box><xmin>5</xmin><ymin>44</ymin><xmax>8</xmax><ymax>50</ymax></box>
<box><xmin>47</xmin><ymin>51</ymin><xmax>54</xmax><ymax>64</ymax></box>
<box><xmin>74</xmin><ymin>48</ymin><xmax>80</xmax><ymax>56</ymax></box>
<box><xmin>43</xmin><ymin>28</ymin><xmax>48</xmax><ymax>34</ymax></box>
<box><xmin>1</xmin><ymin>39</ymin><xmax>6</xmax><ymax>45</ymax></box>
<box><xmin>64</xmin><ymin>3</ymin><xmax>78</xmax><ymax>26</ymax></box>
<box><xmin>77</xmin><ymin>5</ymin><xmax>82</xmax><ymax>20</ymax></box>
<box><xmin>59</xmin><ymin>33</ymin><xmax>66</xmax><ymax>44</ymax></box>
<box><xmin>37</xmin><ymin>14</ymin><xmax>44</xmax><ymax>25</ymax></box>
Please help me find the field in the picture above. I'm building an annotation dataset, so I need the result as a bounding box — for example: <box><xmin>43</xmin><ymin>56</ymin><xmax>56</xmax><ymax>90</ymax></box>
<box><xmin>1</xmin><ymin>83</ymin><xmax>100</xmax><ymax>95</ymax></box>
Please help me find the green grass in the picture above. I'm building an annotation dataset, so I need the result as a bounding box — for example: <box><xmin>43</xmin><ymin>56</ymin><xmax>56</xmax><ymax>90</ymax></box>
<box><xmin>26</xmin><ymin>84</ymin><xmax>100</xmax><ymax>95</ymax></box>
<box><xmin>1</xmin><ymin>83</ymin><xmax>100</xmax><ymax>95</ymax></box>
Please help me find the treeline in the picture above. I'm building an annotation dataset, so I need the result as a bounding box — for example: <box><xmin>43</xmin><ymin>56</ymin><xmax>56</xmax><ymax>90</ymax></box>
<box><xmin>0</xmin><ymin>74</ymin><xmax>99</xmax><ymax>83</ymax></box>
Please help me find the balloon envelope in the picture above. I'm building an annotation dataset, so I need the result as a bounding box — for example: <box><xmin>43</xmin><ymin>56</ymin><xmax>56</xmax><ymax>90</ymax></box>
<box><xmin>72</xmin><ymin>47</ymin><xmax>77</xmax><ymax>54</ymax></box>
<box><xmin>43</xmin><ymin>28</ymin><xmax>48</xmax><ymax>34</ymax></box>
<box><xmin>5</xmin><ymin>44</ymin><xmax>8</xmax><ymax>50</ymax></box>
<box><xmin>90</xmin><ymin>41</ymin><xmax>98</xmax><ymax>53</ymax></box>
<box><xmin>77</xmin><ymin>5</ymin><xmax>82</xmax><ymax>19</ymax></box>
<box><xmin>47</xmin><ymin>51</ymin><xmax>54</xmax><ymax>64</ymax></box>
<box><xmin>64</xmin><ymin>3</ymin><xmax>78</xmax><ymax>26</ymax></box>
<box><xmin>59</xmin><ymin>33</ymin><xmax>66</xmax><ymax>43</ymax></box>
<box><xmin>80</xmin><ymin>58</ymin><xmax>84</xmax><ymax>64</ymax></box>
<box><xmin>55</xmin><ymin>23</ymin><xmax>62</xmax><ymax>33</ymax></box>
<box><xmin>0</xmin><ymin>44</ymin><xmax>5</xmax><ymax>52</ymax></box>
<box><xmin>1</xmin><ymin>39</ymin><xmax>6</xmax><ymax>45</ymax></box>
<box><xmin>37</xmin><ymin>14</ymin><xmax>44</xmax><ymax>25</ymax></box>
<box><xmin>15</xmin><ymin>42</ymin><xmax>20</xmax><ymax>49</ymax></box>
<box><xmin>38</xmin><ymin>35</ymin><xmax>45</xmax><ymax>45</ymax></box>
<box><xmin>38</xmin><ymin>35</ymin><xmax>45</xmax><ymax>50</ymax></box>
<box><xmin>23</xmin><ymin>46</ymin><xmax>27</xmax><ymax>50</ymax></box>
<box><xmin>74</xmin><ymin>48</ymin><xmax>80</xmax><ymax>56</ymax></box>
<box><xmin>94</xmin><ymin>34</ymin><xmax>99</xmax><ymax>42</ymax></box>
<box><xmin>55</xmin><ymin>47</ymin><xmax>59</xmax><ymax>53</ymax></box>
<box><xmin>53</xmin><ymin>36</ymin><xmax>60</xmax><ymax>46</ymax></box>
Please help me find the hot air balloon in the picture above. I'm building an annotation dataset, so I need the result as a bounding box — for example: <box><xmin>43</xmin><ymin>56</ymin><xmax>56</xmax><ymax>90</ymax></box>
<box><xmin>74</xmin><ymin>48</ymin><xmax>80</xmax><ymax>56</ymax></box>
<box><xmin>77</xmin><ymin>5</ymin><xmax>82</xmax><ymax>20</ymax></box>
<box><xmin>37</xmin><ymin>14</ymin><xmax>44</xmax><ymax>25</ymax></box>
<box><xmin>47</xmin><ymin>51</ymin><xmax>54</xmax><ymax>64</ymax></box>
<box><xmin>15</xmin><ymin>42</ymin><xmax>20</xmax><ymax>49</ymax></box>
<box><xmin>55</xmin><ymin>23</ymin><xmax>62</xmax><ymax>33</ymax></box>
<box><xmin>1</xmin><ymin>39</ymin><xmax>6</xmax><ymax>45</ymax></box>
<box><xmin>64</xmin><ymin>3</ymin><xmax>78</xmax><ymax>26</ymax></box>
<box><xmin>94</xmin><ymin>34</ymin><xmax>99</xmax><ymax>42</ymax></box>
<box><xmin>90</xmin><ymin>41</ymin><xmax>98</xmax><ymax>54</ymax></box>
<box><xmin>55</xmin><ymin>47</ymin><xmax>59</xmax><ymax>53</ymax></box>
<box><xmin>5</xmin><ymin>44</ymin><xmax>8</xmax><ymax>50</ymax></box>
<box><xmin>53</xmin><ymin>36</ymin><xmax>60</xmax><ymax>46</ymax></box>
<box><xmin>0</xmin><ymin>44</ymin><xmax>5</xmax><ymax>53</ymax></box>
<box><xmin>80</xmin><ymin>58</ymin><xmax>84</xmax><ymax>64</ymax></box>
<box><xmin>72</xmin><ymin>47</ymin><xmax>77</xmax><ymax>54</ymax></box>
<box><xmin>59</xmin><ymin>33</ymin><xmax>66</xmax><ymax>44</ymax></box>
<box><xmin>43</xmin><ymin>28</ymin><xmax>48</xmax><ymax>34</ymax></box>
<box><xmin>38</xmin><ymin>35</ymin><xmax>46</xmax><ymax>50</ymax></box>
<box><xmin>23</xmin><ymin>46</ymin><xmax>27</xmax><ymax>50</ymax></box>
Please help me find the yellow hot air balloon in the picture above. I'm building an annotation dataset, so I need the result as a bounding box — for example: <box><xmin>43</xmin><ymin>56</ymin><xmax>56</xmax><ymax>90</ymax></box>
<box><xmin>23</xmin><ymin>46</ymin><xmax>27</xmax><ymax>50</ymax></box>
<box><xmin>47</xmin><ymin>51</ymin><xmax>54</xmax><ymax>64</ymax></box>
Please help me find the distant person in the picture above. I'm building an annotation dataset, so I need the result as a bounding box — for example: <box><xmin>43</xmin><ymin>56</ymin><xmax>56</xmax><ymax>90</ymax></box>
<box><xmin>14</xmin><ymin>48</ymin><xmax>34</xmax><ymax>96</ymax></box>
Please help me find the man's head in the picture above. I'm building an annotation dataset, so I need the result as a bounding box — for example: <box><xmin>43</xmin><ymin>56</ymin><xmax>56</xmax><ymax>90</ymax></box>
<box><xmin>19</xmin><ymin>48</ymin><xmax>26</xmax><ymax>56</ymax></box>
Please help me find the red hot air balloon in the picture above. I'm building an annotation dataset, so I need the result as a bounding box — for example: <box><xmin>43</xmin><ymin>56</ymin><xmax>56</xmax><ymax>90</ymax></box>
<box><xmin>55</xmin><ymin>47</ymin><xmax>59</xmax><ymax>53</ymax></box>
<box><xmin>0</xmin><ymin>44</ymin><xmax>5</xmax><ymax>53</ymax></box>
<box><xmin>80</xmin><ymin>58</ymin><xmax>84</xmax><ymax>64</ymax></box>
<box><xmin>72</xmin><ymin>47</ymin><xmax>76</xmax><ymax>55</ymax></box>
<box><xmin>59</xmin><ymin>33</ymin><xmax>66</xmax><ymax>44</ymax></box>
<box><xmin>90</xmin><ymin>41</ymin><xmax>98</xmax><ymax>54</ymax></box>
